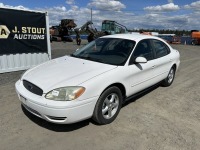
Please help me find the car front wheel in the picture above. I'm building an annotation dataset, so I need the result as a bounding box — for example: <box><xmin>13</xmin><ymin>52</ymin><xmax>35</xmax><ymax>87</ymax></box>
<box><xmin>92</xmin><ymin>86</ymin><xmax>122</xmax><ymax>125</ymax></box>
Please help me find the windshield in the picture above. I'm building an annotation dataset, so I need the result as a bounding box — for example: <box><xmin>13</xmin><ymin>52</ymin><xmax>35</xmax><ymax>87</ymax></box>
<box><xmin>71</xmin><ymin>38</ymin><xmax>136</xmax><ymax>66</ymax></box>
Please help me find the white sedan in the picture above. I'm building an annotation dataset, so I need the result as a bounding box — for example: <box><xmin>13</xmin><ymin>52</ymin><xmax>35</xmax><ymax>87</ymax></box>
<box><xmin>15</xmin><ymin>34</ymin><xmax>180</xmax><ymax>125</ymax></box>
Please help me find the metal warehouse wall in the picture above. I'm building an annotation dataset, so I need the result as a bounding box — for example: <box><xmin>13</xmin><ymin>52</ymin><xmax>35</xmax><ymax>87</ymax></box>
<box><xmin>0</xmin><ymin>53</ymin><xmax>49</xmax><ymax>73</ymax></box>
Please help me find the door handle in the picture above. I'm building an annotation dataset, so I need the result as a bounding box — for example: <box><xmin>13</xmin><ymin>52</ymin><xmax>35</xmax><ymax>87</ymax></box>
<box><xmin>170</xmin><ymin>59</ymin><xmax>173</xmax><ymax>62</ymax></box>
<box><xmin>151</xmin><ymin>65</ymin><xmax>156</xmax><ymax>69</ymax></box>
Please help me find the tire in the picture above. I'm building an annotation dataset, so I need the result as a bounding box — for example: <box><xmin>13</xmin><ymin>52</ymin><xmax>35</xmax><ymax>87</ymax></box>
<box><xmin>191</xmin><ymin>40</ymin><xmax>195</xmax><ymax>45</ymax></box>
<box><xmin>76</xmin><ymin>38</ymin><xmax>81</xmax><ymax>45</ymax></box>
<box><xmin>92</xmin><ymin>86</ymin><xmax>122</xmax><ymax>125</ymax></box>
<box><xmin>161</xmin><ymin>67</ymin><xmax>176</xmax><ymax>87</ymax></box>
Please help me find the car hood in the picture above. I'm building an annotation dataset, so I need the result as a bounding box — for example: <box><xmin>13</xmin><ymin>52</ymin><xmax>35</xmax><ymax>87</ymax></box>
<box><xmin>22</xmin><ymin>56</ymin><xmax>117</xmax><ymax>93</ymax></box>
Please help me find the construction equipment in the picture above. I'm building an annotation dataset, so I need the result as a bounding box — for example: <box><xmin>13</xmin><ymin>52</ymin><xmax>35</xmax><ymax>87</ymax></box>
<box><xmin>50</xmin><ymin>19</ymin><xmax>77</xmax><ymax>42</ymax></box>
<box><xmin>74</xmin><ymin>21</ymin><xmax>108</xmax><ymax>45</ymax></box>
<box><xmin>75</xmin><ymin>20</ymin><xmax>128</xmax><ymax>45</ymax></box>
<box><xmin>191</xmin><ymin>30</ymin><xmax>200</xmax><ymax>45</ymax></box>
<box><xmin>75</xmin><ymin>21</ymin><xmax>92</xmax><ymax>45</ymax></box>
<box><xmin>101</xmin><ymin>20</ymin><xmax>128</xmax><ymax>34</ymax></box>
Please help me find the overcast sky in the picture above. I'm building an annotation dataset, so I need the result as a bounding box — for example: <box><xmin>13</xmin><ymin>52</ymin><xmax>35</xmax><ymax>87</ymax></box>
<box><xmin>0</xmin><ymin>0</ymin><xmax>200</xmax><ymax>30</ymax></box>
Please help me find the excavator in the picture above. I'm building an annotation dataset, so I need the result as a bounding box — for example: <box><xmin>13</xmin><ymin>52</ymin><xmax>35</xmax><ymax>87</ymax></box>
<box><xmin>74</xmin><ymin>20</ymin><xmax>128</xmax><ymax>45</ymax></box>
<box><xmin>50</xmin><ymin>19</ymin><xmax>77</xmax><ymax>42</ymax></box>
<box><xmin>74</xmin><ymin>21</ymin><xmax>105</xmax><ymax>45</ymax></box>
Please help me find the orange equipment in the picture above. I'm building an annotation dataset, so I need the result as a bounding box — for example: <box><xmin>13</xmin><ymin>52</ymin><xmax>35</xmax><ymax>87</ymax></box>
<box><xmin>191</xmin><ymin>30</ymin><xmax>200</xmax><ymax>45</ymax></box>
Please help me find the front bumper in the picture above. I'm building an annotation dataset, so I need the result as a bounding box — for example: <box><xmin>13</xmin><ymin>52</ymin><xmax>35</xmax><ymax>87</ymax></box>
<box><xmin>15</xmin><ymin>80</ymin><xmax>98</xmax><ymax>124</ymax></box>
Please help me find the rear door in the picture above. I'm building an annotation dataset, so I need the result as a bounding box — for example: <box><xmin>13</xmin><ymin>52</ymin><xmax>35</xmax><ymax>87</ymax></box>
<box><xmin>150</xmin><ymin>39</ymin><xmax>173</xmax><ymax>82</ymax></box>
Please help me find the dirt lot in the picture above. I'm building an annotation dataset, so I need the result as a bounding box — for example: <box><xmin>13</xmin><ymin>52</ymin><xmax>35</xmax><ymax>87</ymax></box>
<box><xmin>0</xmin><ymin>41</ymin><xmax>200</xmax><ymax>150</ymax></box>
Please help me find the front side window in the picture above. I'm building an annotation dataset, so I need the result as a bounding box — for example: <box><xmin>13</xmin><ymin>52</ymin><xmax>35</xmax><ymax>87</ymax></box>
<box><xmin>152</xmin><ymin>40</ymin><xmax>170</xmax><ymax>58</ymax></box>
<box><xmin>71</xmin><ymin>38</ymin><xmax>135</xmax><ymax>66</ymax></box>
<box><xmin>132</xmin><ymin>39</ymin><xmax>154</xmax><ymax>61</ymax></box>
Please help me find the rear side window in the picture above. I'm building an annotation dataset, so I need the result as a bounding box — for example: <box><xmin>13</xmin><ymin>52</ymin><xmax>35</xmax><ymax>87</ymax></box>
<box><xmin>152</xmin><ymin>40</ymin><xmax>170</xmax><ymax>58</ymax></box>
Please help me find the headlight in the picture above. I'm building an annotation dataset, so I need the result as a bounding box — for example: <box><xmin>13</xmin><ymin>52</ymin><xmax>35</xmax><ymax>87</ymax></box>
<box><xmin>45</xmin><ymin>86</ymin><xmax>85</xmax><ymax>101</ymax></box>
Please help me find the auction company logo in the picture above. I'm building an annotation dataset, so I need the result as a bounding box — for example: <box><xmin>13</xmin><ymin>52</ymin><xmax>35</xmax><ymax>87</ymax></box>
<box><xmin>0</xmin><ymin>25</ymin><xmax>10</xmax><ymax>39</ymax></box>
<box><xmin>0</xmin><ymin>25</ymin><xmax>45</xmax><ymax>40</ymax></box>
<box><xmin>12</xmin><ymin>26</ymin><xmax>45</xmax><ymax>40</ymax></box>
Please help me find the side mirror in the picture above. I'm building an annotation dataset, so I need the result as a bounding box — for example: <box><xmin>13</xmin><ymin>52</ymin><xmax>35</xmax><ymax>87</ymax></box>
<box><xmin>135</xmin><ymin>57</ymin><xmax>147</xmax><ymax>63</ymax></box>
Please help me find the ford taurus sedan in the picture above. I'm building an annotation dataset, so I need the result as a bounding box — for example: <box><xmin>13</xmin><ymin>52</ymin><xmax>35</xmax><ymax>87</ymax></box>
<box><xmin>15</xmin><ymin>34</ymin><xmax>180</xmax><ymax>125</ymax></box>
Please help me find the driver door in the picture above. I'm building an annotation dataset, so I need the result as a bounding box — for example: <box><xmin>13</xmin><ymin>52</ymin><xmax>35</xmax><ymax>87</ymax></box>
<box><xmin>126</xmin><ymin>39</ymin><xmax>156</xmax><ymax>96</ymax></box>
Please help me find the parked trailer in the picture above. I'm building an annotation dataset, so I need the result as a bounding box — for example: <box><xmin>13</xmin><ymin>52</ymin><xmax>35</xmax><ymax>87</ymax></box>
<box><xmin>0</xmin><ymin>8</ymin><xmax>51</xmax><ymax>73</ymax></box>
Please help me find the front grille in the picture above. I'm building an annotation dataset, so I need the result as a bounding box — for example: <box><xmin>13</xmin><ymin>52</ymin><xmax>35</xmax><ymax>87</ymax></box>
<box><xmin>23</xmin><ymin>80</ymin><xmax>43</xmax><ymax>96</ymax></box>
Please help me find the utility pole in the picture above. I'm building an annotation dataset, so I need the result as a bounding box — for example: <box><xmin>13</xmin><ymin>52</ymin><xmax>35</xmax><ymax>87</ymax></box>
<box><xmin>91</xmin><ymin>8</ymin><xmax>93</xmax><ymax>22</ymax></box>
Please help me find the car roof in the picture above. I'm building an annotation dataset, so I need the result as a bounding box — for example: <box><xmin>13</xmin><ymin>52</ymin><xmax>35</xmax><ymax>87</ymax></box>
<box><xmin>100</xmin><ymin>33</ymin><xmax>163</xmax><ymax>43</ymax></box>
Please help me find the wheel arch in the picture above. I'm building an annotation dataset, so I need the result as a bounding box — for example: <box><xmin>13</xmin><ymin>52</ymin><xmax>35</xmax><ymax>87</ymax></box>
<box><xmin>172</xmin><ymin>64</ymin><xmax>177</xmax><ymax>72</ymax></box>
<box><xmin>100</xmin><ymin>82</ymin><xmax>126</xmax><ymax>101</ymax></box>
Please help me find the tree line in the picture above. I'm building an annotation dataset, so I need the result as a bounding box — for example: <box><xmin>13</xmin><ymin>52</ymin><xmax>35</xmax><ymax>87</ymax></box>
<box><xmin>128</xmin><ymin>29</ymin><xmax>192</xmax><ymax>36</ymax></box>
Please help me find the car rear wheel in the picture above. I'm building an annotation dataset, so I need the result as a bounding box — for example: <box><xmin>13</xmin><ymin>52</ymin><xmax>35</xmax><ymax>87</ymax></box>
<box><xmin>162</xmin><ymin>67</ymin><xmax>176</xmax><ymax>87</ymax></box>
<box><xmin>92</xmin><ymin>86</ymin><xmax>122</xmax><ymax>125</ymax></box>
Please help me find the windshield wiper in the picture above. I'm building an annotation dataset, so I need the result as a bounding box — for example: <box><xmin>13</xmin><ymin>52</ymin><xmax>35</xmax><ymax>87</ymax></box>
<box><xmin>86</xmin><ymin>57</ymin><xmax>103</xmax><ymax>62</ymax></box>
<box><xmin>71</xmin><ymin>55</ymin><xmax>103</xmax><ymax>63</ymax></box>
<box><xmin>70</xmin><ymin>54</ymin><xmax>76</xmax><ymax>57</ymax></box>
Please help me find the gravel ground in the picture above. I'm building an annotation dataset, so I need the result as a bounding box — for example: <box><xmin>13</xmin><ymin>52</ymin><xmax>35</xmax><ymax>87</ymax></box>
<box><xmin>0</xmin><ymin>41</ymin><xmax>200</xmax><ymax>150</ymax></box>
